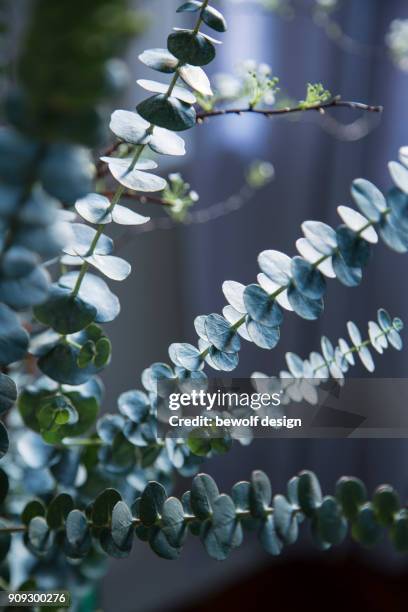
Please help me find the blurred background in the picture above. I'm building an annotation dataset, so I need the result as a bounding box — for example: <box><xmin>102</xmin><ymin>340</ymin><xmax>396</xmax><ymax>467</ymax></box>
<box><xmin>49</xmin><ymin>0</ymin><xmax>406</xmax><ymax>609</ymax></box>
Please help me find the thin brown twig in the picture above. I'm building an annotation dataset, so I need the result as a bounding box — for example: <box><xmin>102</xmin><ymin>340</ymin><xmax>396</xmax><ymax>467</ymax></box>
<box><xmin>96</xmin><ymin>98</ymin><xmax>383</xmax><ymax>177</ymax></box>
<box><xmin>196</xmin><ymin>98</ymin><xmax>383</xmax><ymax>121</ymax></box>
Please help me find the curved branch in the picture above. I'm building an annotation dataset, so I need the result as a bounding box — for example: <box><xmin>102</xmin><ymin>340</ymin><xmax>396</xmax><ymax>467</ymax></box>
<box><xmin>196</xmin><ymin>98</ymin><xmax>383</xmax><ymax>121</ymax></box>
<box><xmin>97</xmin><ymin>98</ymin><xmax>383</xmax><ymax>177</ymax></box>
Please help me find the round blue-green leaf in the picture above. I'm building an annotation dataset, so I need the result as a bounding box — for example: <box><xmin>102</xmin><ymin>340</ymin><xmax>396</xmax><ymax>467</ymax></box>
<box><xmin>38</xmin><ymin>341</ymin><xmax>102</xmax><ymax>385</ymax></box>
<box><xmin>0</xmin><ymin>304</ymin><xmax>29</xmax><ymax>365</ymax></box>
<box><xmin>1</xmin><ymin>246</ymin><xmax>38</xmax><ymax>279</ymax></box>
<box><xmin>222</xmin><ymin>280</ymin><xmax>246</xmax><ymax>313</ymax></box>
<box><xmin>149</xmin><ymin>527</ymin><xmax>181</xmax><ymax>559</ymax></box>
<box><xmin>258</xmin><ymin>250</ymin><xmax>292</xmax><ymax>284</ymax></box>
<box><xmin>287</xmin><ymin>285</ymin><xmax>323</xmax><ymax>320</ymax></box>
<box><xmin>22</xmin><ymin>500</ymin><xmax>46</xmax><ymax>525</ymax></box>
<box><xmin>202</xmin><ymin>5</ymin><xmax>227</xmax><ymax>32</ymax></box>
<box><xmin>0</xmin><ymin>266</ymin><xmax>50</xmax><ymax>310</ymax></box>
<box><xmin>368</xmin><ymin>321</ymin><xmax>387</xmax><ymax>353</ymax></box>
<box><xmin>63</xmin><ymin>223</ymin><xmax>113</xmax><ymax>257</ymax></box>
<box><xmin>204</xmin><ymin>314</ymin><xmax>240</xmax><ymax>353</ymax></box>
<box><xmin>335</xmin><ymin>476</ymin><xmax>367</xmax><ymax>520</ymax></box>
<box><xmin>379</xmin><ymin>216</ymin><xmax>408</xmax><ymax>253</ymax></box>
<box><xmin>285</xmin><ymin>352</ymin><xmax>304</xmax><ymax>378</ymax></box>
<box><xmin>140</xmin><ymin>481</ymin><xmax>167</xmax><ymax>526</ymax></box>
<box><xmin>212</xmin><ymin>494</ymin><xmax>237</xmax><ymax>550</ymax></box>
<box><xmin>274</xmin><ymin>494</ymin><xmax>298</xmax><ymax>544</ymax></box>
<box><xmin>75</xmin><ymin>193</ymin><xmax>111</xmax><ymax>224</ymax></box>
<box><xmin>358</xmin><ymin>345</ymin><xmax>374</xmax><ymax>372</ymax></box>
<box><xmin>77</xmin><ymin>340</ymin><xmax>96</xmax><ymax>368</ymax></box>
<box><xmin>191</xmin><ymin>473</ymin><xmax>219</xmax><ymax>520</ymax></box>
<box><xmin>15</xmin><ymin>220</ymin><xmax>71</xmax><ymax>259</ymax></box>
<box><xmin>112</xmin><ymin>204</ymin><xmax>150</xmax><ymax>226</ymax></box>
<box><xmin>347</xmin><ymin>321</ymin><xmax>361</xmax><ymax>346</ymax></box>
<box><xmin>0</xmin><ymin>128</ymin><xmax>40</xmax><ymax>184</ymax></box>
<box><xmin>66</xmin><ymin>510</ymin><xmax>90</xmax><ymax>549</ymax></box>
<box><xmin>96</xmin><ymin>414</ymin><xmax>124</xmax><ymax>445</ymax></box>
<box><xmin>301</xmin><ymin>221</ymin><xmax>337</xmax><ymax>255</ymax></box>
<box><xmin>137</xmin><ymin>79</ymin><xmax>196</xmax><ymax>104</ymax></box>
<box><xmin>315</xmin><ymin>496</ymin><xmax>347</xmax><ymax>545</ymax></box>
<box><xmin>99</xmin><ymin>527</ymin><xmax>132</xmax><ymax>558</ymax></box>
<box><xmin>250</xmin><ymin>470</ymin><xmax>272</xmax><ymax>518</ymax></box>
<box><xmin>85</xmin><ymin>254</ymin><xmax>131</xmax><ymax>282</ymax></box>
<box><xmin>187</xmin><ymin>428</ymin><xmax>212</xmax><ymax>457</ymax></box>
<box><xmin>118</xmin><ymin>390</ymin><xmax>150</xmax><ymax>423</ymax></box>
<box><xmin>338</xmin><ymin>338</ymin><xmax>355</xmax><ymax>366</ymax></box>
<box><xmin>149</xmin><ymin>126</ymin><xmax>186</xmax><ymax>156</ymax></box>
<box><xmin>372</xmin><ymin>485</ymin><xmax>400</xmax><ymax>527</ymax></box>
<box><xmin>28</xmin><ymin>516</ymin><xmax>52</xmax><ymax>554</ymax></box>
<box><xmin>259</xmin><ymin>516</ymin><xmax>283</xmax><ymax>555</ymax></box>
<box><xmin>138</xmin><ymin>48</ymin><xmax>178</xmax><ymax>73</ymax></box>
<box><xmin>222</xmin><ymin>307</ymin><xmax>250</xmax><ymax>341</ymax></box>
<box><xmin>291</xmin><ymin>256</ymin><xmax>326</xmax><ymax>300</ymax></box>
<box><xmin>175</xmin><ymin>366</ymin><xmax>208</xmax><ymax>394</ymax></box>
<box><xmin>387</xmin><ymin>328</ymin><xmax>403</xmax><ymax>350</ymax></box>
<box><xmin>389</xmin><ymin>161</ymin><xmax>408</xmax><ymax>194</ymax></box>
<box><xmin>352</xmin><ymin>503</ymin><xmax>382</xmax><ymax>547</ymax></box>
<box><xmin>393</xmin><ymin>317</ymin><xmax>404</xmax><ymax>332</ymax></box>
<box><xmin>377</xmin><ymin>308</ymin><xmax>392</xmax><ymax>331</ymax></box>
<box><xmin>337</xmin><ymin>206</ymin><xmax>378</xmax><ymax>243</ymax></box>
<box><xmin>179</xmin><ymin>64</ymin><xmax>213</xmax><ymax>96</ymax></box>
<box><xmin>332</xmin><ymin>252</ymin><xmax>362</xmax><ymax>287</ymax></box>
<box><xmin>169</xmin><ymin>342</ymin><xmax>202</xmax><ymax>371</ymax></box>
<box><xmin>111</xmin><ymin>501</ymin><xmax>134</xmax><ymax>550</ymax></box>
<box><xmin>92</xmin><ymin>488</ymin><xmax>122</xmax><ymax>527</ymax></box>
<box><xmin>109</xmin><ymin>110</ymin><xmax>150</xmax><ymax>145</ymax></box>
<box><xmin>34</xmin><ymin>285</ymin><xmax>97</xmax><ymax>334</ymax></box>
<box><xmin>46</xmin><ymin>493</ymin><xmax>74</xmax><ymax>529</ymax></box>
<box><xmin>59</xmin><ymin>272</ymin><xmax>120</xmax><ymax>323</ymax></box>
<box><xmin>297</xmin><ymin>470</ymin><xmax>322</xmax><ymax>517</ymax></box>
<box><xmin>351</xmin><ymin>178</ymin><xmax>386</xmax><ymax>221</ymax></box>
<box><xmin>205</xmin><ymin>347</ymin><xmax>239</xmax><ymax>371</ymax></box>
<box><xmin>39</xmin><ymin>144</ymin><xmax>94</xmax><ymax>203</ymax></box>
<box><xmin>231</xmin><ymin>481</ymin><xmax>251</xmax><ymax>512</ymax></box>
<box><xmin>243</xmin><ymin>284</ymin><xmax>283</xmax><ymax>326</ymax></box>
<box><xmin>390</xmin><ymin>509</ymin><xmax>408</xmax><ymax>552</ymax></box>
<box><xmin>161</xmin><ymin>497</ymin><xmax>186</xmax><ymax>548</ymax></box>
<box><xmin>386</xmin><ymin>187</ymin><xmax>408</xmax><ymax>231</ymax></box>
<box><xmin>336</xmin><ymin>225</ymin><xmax>371</xmax><ymax>268</ymax></box>
<box><xmin>141</xmin><ymin>362</ymin><xmax>175</xmax><ymax>394</ymax></box>
<box><xmin>320</xmin><ymin>336</ymin><xmax>334</xmax><ymax>362</ymax></box>
<box><xmin>246</xmin><ymin>319</ymin><xmax>280</xmax><ymax>349</ymax></box>
<box><xmin>137</xmin><ymin>94</ymin><xmax>196</xmax><ymax>132</ymax></box>
<box><xmin>100</xmin><ymin>156</ymin><xmax>166</xmax><ymax>192</ymax></box>
<box><xmin>167</xmin><ymin>31</ymin><xmax>215</xmax><ymax>66</ymax></box>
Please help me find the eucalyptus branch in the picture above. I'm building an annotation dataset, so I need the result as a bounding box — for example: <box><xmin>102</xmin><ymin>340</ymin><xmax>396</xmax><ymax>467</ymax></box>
<box><xmin>70</xmin><ymin>5</ymin><xmax>212</xmax><ymax>300</ymax></box>
<box><xmin>97</xmin><ymin>97</ymin><xmax>382</xmax><ymax>173</ymax></box>
<box><xmin>196</xmin><ymin>97</ymin><xmax>383</xmax><ymax>121</ymax></box>
<box><xmin>9</xmin><ymin>470</ymin><xmax>408</xmax><ymax>562</ymax></box>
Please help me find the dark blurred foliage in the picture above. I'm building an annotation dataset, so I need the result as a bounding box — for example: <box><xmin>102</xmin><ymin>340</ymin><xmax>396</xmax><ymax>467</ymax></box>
<box><xmin>6</xmin><ymin>0</ymin><xmax>145</xmax><ymax>145</ymax></box>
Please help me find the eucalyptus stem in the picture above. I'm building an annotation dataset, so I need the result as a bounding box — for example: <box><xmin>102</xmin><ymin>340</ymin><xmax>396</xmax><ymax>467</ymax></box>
<box><xmin>313</xmin><ymin>330</ymin><xmax>387</xmax><ymax>374</ymax></box>
<box><xmin>196</xmin><ymin>97</ymin><xmax>383</xmax><ymax>121</ymax></box>
<box><xmin>70</xmin><ymin>8</ymin><xmax>211</xmax><ymax>301</ymax></box>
